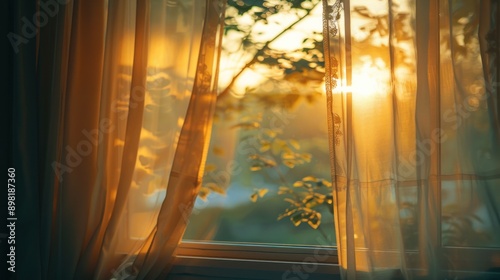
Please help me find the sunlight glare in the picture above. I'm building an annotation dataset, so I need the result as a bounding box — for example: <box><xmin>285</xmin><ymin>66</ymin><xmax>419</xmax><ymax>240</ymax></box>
<box><xmin>333</xmin><ymin>58</ymin><xmax>390</xmax><ymax>99</ymax></box>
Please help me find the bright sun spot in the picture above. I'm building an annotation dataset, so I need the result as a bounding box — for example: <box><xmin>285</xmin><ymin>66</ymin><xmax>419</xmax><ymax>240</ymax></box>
<box><xmin>333</xmin><ymin>57</ymin><xmax>390</xmax><ymax>98</ymax></box>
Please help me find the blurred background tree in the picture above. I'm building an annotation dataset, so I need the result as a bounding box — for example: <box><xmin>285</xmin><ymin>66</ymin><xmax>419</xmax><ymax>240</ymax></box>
<box><xmin>217</xmin><ymin>0</ymin><xmax>325</xmax><ymax>101</ymax></box>
<box><xmin>187</xmin><ymin>0</ymin><xmax>336</xmax><ymax>240</ymax></box>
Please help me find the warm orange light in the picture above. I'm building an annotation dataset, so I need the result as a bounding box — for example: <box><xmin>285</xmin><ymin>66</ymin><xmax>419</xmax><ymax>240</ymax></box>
<box><xmin>333</xmin><ymin>58</ymin><xmax>390</xmax><ymax>99</ymax></box>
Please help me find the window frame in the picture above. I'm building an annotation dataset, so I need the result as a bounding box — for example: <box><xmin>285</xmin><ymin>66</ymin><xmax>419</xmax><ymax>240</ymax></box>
<box><xmin>172</xmin><ymin>241</ymin><xmax>340</xmax><ymax>279</ymax></box>
<box><xmin>171</xmin><ymin>243</ymin><xmax>500</xmax><ymax>279</ymax></box>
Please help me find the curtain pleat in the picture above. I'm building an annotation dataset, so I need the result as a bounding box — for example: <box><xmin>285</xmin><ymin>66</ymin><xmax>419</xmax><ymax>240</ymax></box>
<box><xmin>93</xmin><ymin>0</ymin><xmax>150</xmax><ymax>278</ymax></box>
<box><xmin>55</xmin><ymin>1</ymin><xmax>107</xmax><ymax>278</ymax></box>
<box><xmin>415</xmin><ymin>1</ymin><xmax>442</xmax><ymax>277</ymax></box>
<box><xmin>134</xmin><ymin>2</ymin><xmax>224</xmax><ymax>278</ymax></box>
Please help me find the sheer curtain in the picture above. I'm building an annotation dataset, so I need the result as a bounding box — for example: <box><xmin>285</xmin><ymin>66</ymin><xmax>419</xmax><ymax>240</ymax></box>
<box><xmin>323</xmin><ymin>0</ymin><xmax>500</xmax><ymax>279</ymax></box>
<box><xmin>13</xmin><ymin>0</ymin><xmax>224</xmax><ymax>279</ymax></box>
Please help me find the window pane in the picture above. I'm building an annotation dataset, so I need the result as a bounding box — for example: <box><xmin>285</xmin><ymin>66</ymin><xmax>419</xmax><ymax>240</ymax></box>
<box><xmin>439</xmin><ymin>0</ymin><xmax>500</xmax><ymax>249</ymax></box>
<box><xmin>183</xmin><ymin>0</ymin><xmax>335</xmax><ymax>246</ymax></box>
<box><xmin>442</xmin><ymin>180</ymin><xmax>500</xmax><ymax>248</ymax></box>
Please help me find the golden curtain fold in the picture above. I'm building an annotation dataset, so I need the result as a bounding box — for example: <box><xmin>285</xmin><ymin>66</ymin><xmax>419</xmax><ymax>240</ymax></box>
<box><xmin>13</xmin><ymin>0</ymin><xmax>225</xmax><ymax>279</ymax></box>
<box><xmin>323</xmin><ymin>0</ymin><xmax>500</xmax><ymax>279</ymax></box>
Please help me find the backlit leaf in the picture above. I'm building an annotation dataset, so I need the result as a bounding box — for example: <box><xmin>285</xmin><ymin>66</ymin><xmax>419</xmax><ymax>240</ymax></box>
<box><xmin>278</xmin><ymin>208</ymin><xmax>297</xmax><ymax>220</ymax></box>
<box><xmin>302</xmin><ymin>176</ymin><xmax>317</xmax><ymax>182</ymax></box>
<box><xmin>321</xmin><ymin>179</ymin><xmax>332</xmax><ymax>187</ymax></box>
<box><xmin>282</xmin><ymin>152</ymin><xmax>295</xmax><ymax>159</ymax></box>
<box><xmin>289</xmin><ymin>139</ymin><xmax>300</xmax><ymax>150</ymax></box>
<box><xmin>314</xmin><ymin>193</ymin><xmax>326</xmax><ymax>202</ymax></box>
<box><xmin>260</xmin><ymin>141</ymin><xmax>271</xmax><ymax>152</ymax></box>
<box><xmin>293</xmin><ymin>181</ymin><xmax>304</xmax><ymax>187</ymax></box>
<box><xmin>278</xmin><ymin>186</ymin><xmax>292</xmax><ymax>194</ymax></box>
<box><xmin>301</xmin><ymin>153</ymin><xmax>312</xmax><ymax>162</ymax></box>
<box><xmin>230</xmin><ymin>122</ymin><xmax>260</xmax><ymax>130</ymax></box>
<box><xmin>205</xmin><ymin>183</ymin><xmax>226</xmax><ymax>196</ymax></box>
<box><xmin>272</xmin><ymin>140</ymin><xmax>282</xmax><ymax>155</ymax></box>
<box><xmin>205</xmin><ymin>164</ymin><xmax>216</xmax><ymax>172</ymax></box>
<box><xmin>264</xmin><ymin>129</ymin><xmax>277</xmax><ymax>138</ymax></box>
<box><xmin>250</xmin><ymin>165</ymin><xmax>262</xmax><ymax>171</ymax></box>
<box><xmin>307</xmin><ymin>212</ymin><xmax>322</xmax><ymax>229</ymax></box>
<box><xmin>284</xmin><ymin>160</ymin><xmax>295</xmax><ymax>168</ymax></box>
<box><xmin>260</xmin><ymin>157</ymin><xmax>277</xmax><ymax>167</ymax></box>
<box><xmin>291</xmin><ymin>214</ymin><xmax>303</xmax><ymax>226</ymax></box>
<box><xmin>258</xmin><ymin>188</ymin><xmax>269</xmax><ymax>197</ymax></box>
<box><xmin>284</xmin><ymin>198</ymin><xmax>300</xmax><ymax>206</ymax></box>
<box><xmin>212</xmin><ymin>146</ymin><xmax>225</xmax><ymax>156</ymax></box>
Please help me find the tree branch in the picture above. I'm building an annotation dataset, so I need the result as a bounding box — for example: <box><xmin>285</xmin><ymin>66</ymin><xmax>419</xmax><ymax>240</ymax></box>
<box><xmin>218</xmin><ymin>2</ymin><xmax>321</xmax><ymax>100</ymax></box>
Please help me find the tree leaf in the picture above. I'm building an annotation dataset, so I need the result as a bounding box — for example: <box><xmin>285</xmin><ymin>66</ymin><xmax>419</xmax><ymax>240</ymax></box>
<box><xmin>278</xmin><ymin>186</ymin><xmax>292</xmax><ymax>195</ymax></box>
<box><xmin>250</xmin><ymin>193</ymin><xmax>259</xmax><ymax>202</ymax></box>
<box><xmin>278</xmin><ymin>208</ymin><xmax>297</xmax><ymax>220</ymax></box>
<box><xmin>284</xmin><ymin>160</ymin><xmax>296</xmax><ymax>168</ymax></box>
<box><xmin>260</xmin><ymin>140</ymin><xmax>271</xmax><ymax>152</ymax></box>
<box><xmin>260</xmin><ymin>157</ymin><xmax>277</xmax><ymax>167</ymax></box>
<box><xmin>301</xmin><ymin>153</ymin><xmax>312</xmax><ymax>162</ymax></box>
<box><xmin>264</xmin><ymin>129</ymin><xmax>278</xmax><ymax>138</ymax></box>
<box><xmin>293</xmin><ymin>181</ymin><xmax>304</xmax><ymax>187</ymax></box>
<box><xmin>212</xmin><ymin>147</ymin><xmax>225</xmax><ymax>156</ymax></box>
<box><xmin>230</xmin><ymin>122</ymin><xmax>260</xmax><ymax>130</ymax></box>
<box><xmin>302</xmin><ymin>194</ymin><xmax>315</xmax><ymax>204</ymax></box>
<box><xmin>321</xmin><ymin>179</ymin><xmax>332</xmax><ymax>187</ymax></box>
<box><xmin>284</xmin><ymin>198</ymin><xmax>300</xmax><ymax>206</ymax></box>
<box><xmin>205</xmin><ymin>183</ymin><xmax>226</xmax><ymax>196</ymax></box>
<box><xmin>291</xmin><ymin>214</ymin><xmax>303</xmax><ymax>226</ymax></box>
<box><xmin>282</xmin><ymin>152</ymin><xmax>295</xmax><ymax>159</ymax></box>
<box><xmin>248</xmin><ymin>154</ymin><xmax>259</xmax><ymax>160</ymax></box>
<box><xmin>307</xmin><ymin>212</ymin><xmax>321</xmax><ymax>229</ymax></box>
<box><xmin>205</xmin><ymin>164</ymin><xmax>217</xmax><ymax>172</ymax></box>
<box><xmin>302</xmin><ymin>176</ymin><xmax>317</xmax><ymax>182</ymax></box>
<box><xmin>250</xmin><ymin>165</ymin><xmax>262</xmax><ymax>171</ymax></box>
<box><xmin>314</xmin><ymin>193</ymin><xmax>326</xmax><ymax>200</ymax></box>
<box><xmin>272</xmin><ymin>139</ymin><xmax>285</xmax><ymax>155</ymax></box>
<box><xmin>289</xmin><ymin>139</ymin><xmax>300</xmax><ymax>150</ymax></box>
<box><xmin>258</xmin><ymin>188</ymin><xmax>269</xmax><ymax>197</ymax></box>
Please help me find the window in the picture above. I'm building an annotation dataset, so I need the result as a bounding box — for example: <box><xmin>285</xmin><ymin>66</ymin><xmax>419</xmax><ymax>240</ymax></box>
<box><xmin>182</xmin><ymin>0</ymin><xmax>336</xmax><ymax>247</ymax></box>
<box><xmin>115</xmin><ymin>1</ymin><xmax>499</xmax><ymax>278</ymax></box>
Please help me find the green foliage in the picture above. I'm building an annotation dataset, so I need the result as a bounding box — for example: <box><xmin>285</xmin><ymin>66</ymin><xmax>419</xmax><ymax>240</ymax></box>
<box><xmin>200</xmin><ymin>0</ymin><xmax>331</xmax><ymax>232</ymax></box>
<box><xmin>398</xmin><ymin>200</ymin><xmax>493</xmax><ymax>249</ymax></box>
<box><xmin>246</xmin><ymin>126</ymin><xmax>311</xmax><ymax>170</ymax></box>
<box><xmin>228</xmin><ymin>115</ymin><xmax>332</xmax><ymax>230</ymax></box>
<box><xmin>198</xmin><ymin>182</ymin><xmax>227</xmax><ymax>201</ymax></box>
<box><xmin>276</xmin><ymin>176</ymin><xmax>333</xmax><ymax>229</ymax></box>
<box><xmin>442</xmin><ymin>204</ymin><xmax>492</xmax><ymax>247</ymax></box>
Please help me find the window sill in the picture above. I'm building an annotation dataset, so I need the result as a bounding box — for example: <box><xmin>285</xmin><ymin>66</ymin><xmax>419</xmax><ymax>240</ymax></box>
<box><xmin>170</xmin><ymin>241</ymin><xmax>340</xmax><ymax>280</ymax></box>
<box><xmin>171</xmin><ymin>242</ymin><xmax>500</xmax><ymax>280</ymax></box>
